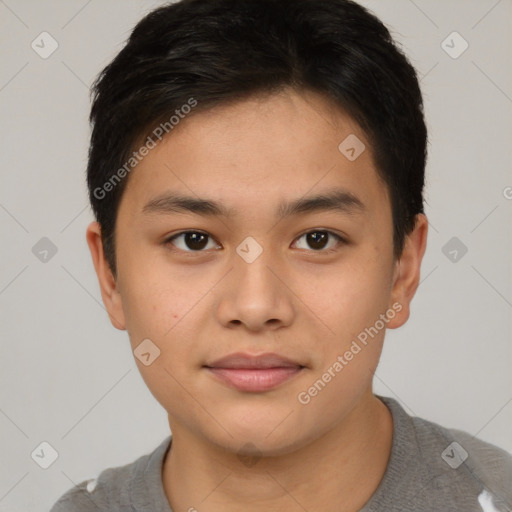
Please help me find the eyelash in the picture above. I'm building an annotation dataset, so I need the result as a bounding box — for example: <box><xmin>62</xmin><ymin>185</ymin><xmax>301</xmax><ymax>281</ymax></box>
<box><xmin>163</xmin><ymin>230</ymin><xmax>347</xmax><ymax>254</ymax></box>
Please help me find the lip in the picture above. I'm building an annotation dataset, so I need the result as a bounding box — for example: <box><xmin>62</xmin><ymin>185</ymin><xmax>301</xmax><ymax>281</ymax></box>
<box><xmin>204</xmin><ymin>352</ymin><xmax>305</xmax><ymax>392</ymax></box>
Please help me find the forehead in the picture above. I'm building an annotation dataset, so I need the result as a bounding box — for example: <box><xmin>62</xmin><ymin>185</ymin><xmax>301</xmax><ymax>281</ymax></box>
<box><xmin>118</xmin><ymin>88</ymin><xmax>389</xmax><ymax>221</ymax></box>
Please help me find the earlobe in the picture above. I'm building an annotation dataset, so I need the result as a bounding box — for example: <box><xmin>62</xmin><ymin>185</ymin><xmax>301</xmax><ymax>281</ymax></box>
<box><xmin>85</xmin><ymin>221</ymin><xmax>126</xmax><ymax>331</ymax></box>
<box><xmin>387</xmin><ymin>214</ymin><xmax>428</xmax><ymax>329</ymax></box>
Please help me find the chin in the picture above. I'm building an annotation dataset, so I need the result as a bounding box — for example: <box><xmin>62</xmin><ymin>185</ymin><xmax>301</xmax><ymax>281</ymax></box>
<box><xmin>203</xmin><ymin>410</ymin><xmax>319</xmax><ymax>458</ymax></box>
<box><xmin>217</xmin><ymin>431</ymin><xmax>308</xmax><ymax>459</ymax></box>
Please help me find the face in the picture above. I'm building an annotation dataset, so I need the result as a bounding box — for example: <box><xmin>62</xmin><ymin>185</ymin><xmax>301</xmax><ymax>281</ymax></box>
<box><xmin>87</xmin><ymin>88</ymin><xmax>426</xmax><ymax>456</ymax></box>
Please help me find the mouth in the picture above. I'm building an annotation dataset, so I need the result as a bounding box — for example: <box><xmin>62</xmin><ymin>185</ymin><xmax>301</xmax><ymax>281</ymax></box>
<box><xmin>204</xmin><ymin>352</ymin><xmax>305</xmax><ymax>392</ymax></box>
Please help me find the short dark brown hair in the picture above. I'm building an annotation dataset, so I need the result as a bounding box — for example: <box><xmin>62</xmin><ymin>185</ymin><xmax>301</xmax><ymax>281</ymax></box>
<box><xmin>87</xmin><ymin>0</ymin><xmax>427</xmax><ymax>276</ymax></box>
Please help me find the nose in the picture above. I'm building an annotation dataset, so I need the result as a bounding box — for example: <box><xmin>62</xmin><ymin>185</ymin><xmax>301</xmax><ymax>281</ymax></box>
<box><xmin>215</xmin><ymin>246</ymin><xmax>295</xmax><ymax>332</ymax></box>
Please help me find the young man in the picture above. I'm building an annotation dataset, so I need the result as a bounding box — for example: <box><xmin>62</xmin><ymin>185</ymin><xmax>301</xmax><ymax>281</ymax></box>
<box><xmin>51</xmin><ymin>0</ymin><xmax>512</xmax><ymax>510</ymax></box>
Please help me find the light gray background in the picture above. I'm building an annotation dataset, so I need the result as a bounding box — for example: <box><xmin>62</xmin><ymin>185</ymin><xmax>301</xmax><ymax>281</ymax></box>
<box><xmin>1</xmin><ymin>0</ymin><xmax>511</xmax><ymax>510</ymax></box>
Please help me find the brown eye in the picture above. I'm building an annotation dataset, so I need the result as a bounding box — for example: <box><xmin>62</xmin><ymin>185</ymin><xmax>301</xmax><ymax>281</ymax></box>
<box><xmin>293</xmin><ymin>231</ymin><xmax>343</xmax><ymax>251</ymax></box>
<box><xmin>166</xmin><ymin>231</ymin><xmax>219</xmax><ymax>252</ymax></box>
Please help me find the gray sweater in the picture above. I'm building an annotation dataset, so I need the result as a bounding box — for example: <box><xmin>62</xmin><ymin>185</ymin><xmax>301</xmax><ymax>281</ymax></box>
<box><xmin>49</xmin><ymin>396</ymin><xmax>512</xmax><ymax>511</ymax></box>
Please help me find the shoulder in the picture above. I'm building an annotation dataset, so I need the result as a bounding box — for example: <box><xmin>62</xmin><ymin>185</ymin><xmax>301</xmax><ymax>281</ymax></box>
<box><xmin>372</xmin><ymin>396</ymin><xmax>512</xmax><ymax>511</ymax></box>
<box><xmin>411</xmin><ymin>404</ymin><xmax>512</xmax><ymax>512</ymax></box>
<box><xmin>49</xmin><ymin>460</ymin><xmax>138</xmax><ymax>512</ymax></box>
<box><xmin>413</xmin><ymin>414</ymin><xmax>512</xmax><ymax>496</ymax></box>
<box><xmin>411</xmin><ymin>411</ymin><xmax>512</xmax><ymax>471</ymax></box>
<box><xmin>49</xmin><ymin>437</ymin><xmax>172</xmax><ymax>512</ymax></box>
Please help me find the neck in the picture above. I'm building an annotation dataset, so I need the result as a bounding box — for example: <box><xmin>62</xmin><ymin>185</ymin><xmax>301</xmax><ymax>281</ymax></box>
<box><xmin>162</xmin><ymin>391</ymin><xmax>393</xmax><ymax>512</ymax></box>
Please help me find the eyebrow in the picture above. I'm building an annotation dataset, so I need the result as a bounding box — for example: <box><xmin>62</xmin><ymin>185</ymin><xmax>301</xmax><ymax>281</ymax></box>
<box><xmin>141</xmin><ymin>188</ymin><xmax>366</xmax><ymax>219</ymax></box>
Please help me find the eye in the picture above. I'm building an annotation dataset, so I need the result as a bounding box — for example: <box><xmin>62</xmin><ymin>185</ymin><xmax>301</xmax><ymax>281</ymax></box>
<box><xmin>165</xmin><ymin>231</ymin><xmax>220</xmax><ymax>252</ymax></box>
<box><xmin>164</xmin><ymin>229</ymin><xmax>345</xmax><ymax>253</ymax></box>
<box><xmin>293</xmin><ymin>230</ymin><xmax>344</xmax><ymax>252</ymax></box>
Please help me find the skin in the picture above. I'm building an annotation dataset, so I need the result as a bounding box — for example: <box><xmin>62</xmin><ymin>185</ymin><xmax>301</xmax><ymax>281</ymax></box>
<box><xmin>87</xmin><ymin>87</ymin><xmax>428</xmax><ymax>512</ymax></box>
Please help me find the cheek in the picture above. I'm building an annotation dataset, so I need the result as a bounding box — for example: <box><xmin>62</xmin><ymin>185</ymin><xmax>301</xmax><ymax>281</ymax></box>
<box><xmin>119</xmin><ymin>263</ymin><xmax>212</xmax><ymax>407</ymax></box>
<box><xmin>307</xmin><ymin>255</ymin><xmax>393</xmax><ymax>336</ymax></box>
<box><xmin>133</xmin><ymin>354</ymin><xmax>196</xmax><ymax>431</ymax></box>
<box><xmin>294</xmin><ymin>343</ymin><xmax>382</xmax><ymax>435</ymax></box>
<box><xmin>119</xmin><ymin>259</ymin><xmax>206</xmax><ymax>345</ymax></box>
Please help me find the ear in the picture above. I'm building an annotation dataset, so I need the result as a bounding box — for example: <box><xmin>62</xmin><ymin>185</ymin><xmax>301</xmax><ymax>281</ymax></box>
<box><xmin>85</xmin><ymin>221</ymin><xmax>126</xmax><ymax>330</ymax></box>
<box><xmin>386</xmin><ymin>214</ymin><xmax>428</xmax><ymax>329</ymax></box>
